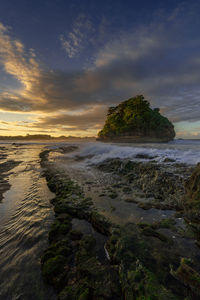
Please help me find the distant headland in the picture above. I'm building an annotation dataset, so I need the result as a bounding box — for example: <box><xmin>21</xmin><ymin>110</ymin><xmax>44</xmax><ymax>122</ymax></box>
<box><xmin>0</xmin><ymin>134</ymin><xmax>95</xmax><ymax>141</ymax></box>
<box><xmin>97</xmin><ymin>95</ymin><xmax>175</xmax><ymax>143</ymax></box>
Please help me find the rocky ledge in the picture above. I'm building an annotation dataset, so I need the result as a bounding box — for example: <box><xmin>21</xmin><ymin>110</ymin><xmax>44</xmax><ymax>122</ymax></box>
<box><xmin>39</xmin><ymin>149</ymin><xmax>200</xmax><ymax>300</ymax></box>
<box><xmin>184</xmin><ymin>163</ymin><xmax>200</xmax><ymax>224</ymax></box>
<box><xmin>97</xmin><ymin>95</ymin><xmax>175</xmax><ymax>143</ymax></box>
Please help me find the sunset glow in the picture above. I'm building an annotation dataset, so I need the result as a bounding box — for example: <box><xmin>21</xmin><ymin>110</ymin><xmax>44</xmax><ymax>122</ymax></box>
<box><xmin>0</xmin><ymin>1</ymin><xmax>200</xmax><ymax>137</ymax></box>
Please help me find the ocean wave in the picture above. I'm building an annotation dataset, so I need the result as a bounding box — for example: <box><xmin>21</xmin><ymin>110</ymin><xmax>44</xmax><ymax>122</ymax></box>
<box><xmin>65</xmin><ymin>141</ymin><xmax>200</xmax><ymax>166</ymax></box>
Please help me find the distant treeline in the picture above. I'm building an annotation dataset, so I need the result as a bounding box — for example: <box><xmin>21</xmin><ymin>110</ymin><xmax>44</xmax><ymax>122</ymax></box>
<box><xmin>0</xmin><ymin>134</ymin><xmax>95</xmax><ymax>140</ymax></box>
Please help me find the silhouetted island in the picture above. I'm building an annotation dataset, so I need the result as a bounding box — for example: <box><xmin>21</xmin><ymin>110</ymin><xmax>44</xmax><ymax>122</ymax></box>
<box><xmin>97</xmin><ymin>95</ymin><xmax>175</xmax><ymax>142</ymax></box>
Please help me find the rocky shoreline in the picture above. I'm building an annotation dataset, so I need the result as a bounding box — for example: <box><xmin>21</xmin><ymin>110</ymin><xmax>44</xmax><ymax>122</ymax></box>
<box><xmin>40</xmin><ymin>148</ymin><xmax>200</xmax><ymax>300</ymax></box>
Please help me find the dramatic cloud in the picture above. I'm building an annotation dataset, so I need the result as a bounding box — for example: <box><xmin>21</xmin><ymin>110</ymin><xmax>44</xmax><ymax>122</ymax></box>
<box><xmin>0</xmin><ymin>23</ymin><xmax>44</xmax><ymax>112</ymax></box>
<box><xmin>0</xmin><ymin>2</ymin><xmax>200</xmax><ymax>136</ymax></box>
<box><xmin>33</xmin><ymin>105</ymin><xmax>107</xmax><ymax>132</ymax></box>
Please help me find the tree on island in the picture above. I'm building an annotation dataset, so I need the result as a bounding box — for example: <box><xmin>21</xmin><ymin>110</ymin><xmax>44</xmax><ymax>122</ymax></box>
<box><xmin>97</xmin><ymin>95</ymin><xmax>175</xmax><ymax>142</ymax></box>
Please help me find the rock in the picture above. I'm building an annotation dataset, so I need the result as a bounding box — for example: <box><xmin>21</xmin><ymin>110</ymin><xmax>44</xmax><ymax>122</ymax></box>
<box><xmin>97</xmin><ymin>95</ymin><xmax>175</xmax><ymax>143</ymax></box>
<box><xmin>141</xmin><ymin>226</ymin><xmax>172</xmax><ymax>243</ymax></box>
<box><xmin>183</xmin><ymin>163</ymin><xmax>200</xmax><ymax>241</ymax></box>
<box><xmin>137</xmin><ymin>202</ymin><xmax>152</xmax><ymax>210</ymax></box>
<box><xmin>97</xmin><ymin>158</ymin><xmax>187</xmax><ymax>210</ymax></box>
<box><xmin>106</xmin><ymin>223</ymin><xmax>182</xmax><ymax>299</ymax></box>
<box><xmin>135</xmin><ymin>153</ymin><xmax>157</xmax><ymax>159</ymax></box>
<box><xmin>70</xmin><ymin>230</ymin><xmax>83</xmax><ymax>240</ymax></box>
<box><xmin>184</xmin><ymin>163</ymin><xmax>200</xmax><ymax>211</ymax></box>
<box><xmin>163</xmin><ymin>158</ymin><xmax>176</xmax><ymax>163</ymax></box>
<box><xmin>89</xmin><ymin>212</ymin><xmax>111</xmax><ymax>235</ymax></box>
<box><xmin>41</xmin><ymin>148</ymin><xmax>197</xmax><ymax>300</ymax></box>
<box><xmin>42</xmin><ymin>255</ymin><xmax>67</xmax><ymax>283</ymax></box>
<box><xmin>59</xmin><ymin>146</ymin><xmax>78</xmax><ymax>153</ymax></box>
<box><xmin>108</xmin><ymin>191</ymin><xmax>118</xmax><ymax>199</ymax></box>
<box><xmin>171</xmin><ymin>258</ymin><xmax>200</xmax><ymax>296</ymax></box>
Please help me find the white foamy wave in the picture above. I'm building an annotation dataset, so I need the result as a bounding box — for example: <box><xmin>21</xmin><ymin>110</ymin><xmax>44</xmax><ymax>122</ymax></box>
<box><xmin>66</xmin><ymin>141</ymin><xmax>200</xmax><ymax>166</ymax></box>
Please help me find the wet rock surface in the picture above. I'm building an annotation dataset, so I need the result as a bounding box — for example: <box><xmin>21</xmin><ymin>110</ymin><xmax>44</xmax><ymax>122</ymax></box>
<box><xmin>184</xmin><ymin>163</ymin><xmax>200</xmax><ymax>221</ymax></box>
<box><xmin>96</xmin><ymin>158</ymin><xmax>193</xmax><ymax>210</ymax></box>
<box><xmin>182</xmin><ymin>163</ymin><xmax>200</xmax><ymax>249</ymax></box>
<box><xmin>40</xmin><ymin>149</ymin><xmax>200</xmax><ymax>300</ymax></box>
<box><xmin>41</xmin><ymin>150</ymin><xmax>119</xmax><ymax>300</ymax></box>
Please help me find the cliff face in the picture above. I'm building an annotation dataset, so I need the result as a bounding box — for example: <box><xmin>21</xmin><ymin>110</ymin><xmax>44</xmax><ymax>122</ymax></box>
<box><xmin>97</xmin><ymin>95</ymin><xmax>175</xmax><ymax>142</ymax></box>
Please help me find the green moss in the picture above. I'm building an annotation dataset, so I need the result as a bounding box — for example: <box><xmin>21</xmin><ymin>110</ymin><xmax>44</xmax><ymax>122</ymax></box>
<box><xmin>89</xmin><ymin>211</ymin><xmax>111</xmax><ymax>235</ymax></box>
<box><xmin>42</xmin><ymin>255</ymin><xmax>66</xmax><ymax>281</ymax></box>
<box><xmin>109</xmin><ymin>192</ymin><xmax>118</xmax><ymax>199</ymax></box>
<box><xmin>123</xmin><ymin>264</ymin><xmax>177</xmax><ymax>300</ymax></box>
<box><xmin>41</xmin><ymin>250</ymin><xmax>56</xmax><ymax>264</ymax></box>
<box><xmin>49</xmin><ymin>218</ymin><xmax>72</xmax><ymax>242</ymax></box>
<box><xmin>78</xmin><ymin>288</ymin><xmax>90</xmax><ymax>300</ymax></box>
<box><xmin>57</xmin><ymin>286</ymin><xmax>77</xmax><ymax>300</ymax></box>
<box><xmin>41</xmin><ymin>240</ymin><xmax>71</xmax><ymax>265</ymax></box>
<box><xmin>122</xmin><ymin>186</ymin><xmax>132</xmax><ymax>193</ymax></box>
<box><xmin>171</xmin><ymin>258</ymin><xmax>200</xmax><ymax>296</ymax></box>
<box><xmin>155</xmin><ymin>218</ymin><xmax>176</xmax><ymax>229</ymax></box>
<box><xmin>141</xmin><ymin>227</ymin><xmax>172</xmax><ymax>243</ymax></box>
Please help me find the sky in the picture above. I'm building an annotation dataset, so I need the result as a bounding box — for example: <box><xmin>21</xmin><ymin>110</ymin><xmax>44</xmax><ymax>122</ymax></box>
<box><xmin>0</xmin><ymin>0</ymin><xmax>200</xmax><ymax>138</ymax></box>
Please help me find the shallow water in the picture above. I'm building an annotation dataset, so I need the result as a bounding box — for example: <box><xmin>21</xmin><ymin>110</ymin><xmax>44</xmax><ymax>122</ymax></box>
<box><xmin>0</xmin><ymin>144</ymin><xmax>56</xmax><ymax>300</ymax></box>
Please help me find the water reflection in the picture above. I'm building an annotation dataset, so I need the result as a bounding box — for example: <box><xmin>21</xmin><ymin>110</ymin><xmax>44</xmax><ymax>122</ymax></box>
<box><xmin>0</xmin><ymin>144</ymin><xmax>56</xmax><ymax>300</ymax></box>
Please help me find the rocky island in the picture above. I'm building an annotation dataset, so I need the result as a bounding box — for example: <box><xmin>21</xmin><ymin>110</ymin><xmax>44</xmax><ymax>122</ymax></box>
<box><xmin>97</xmin><ymin>95</ymin><xmax>175</xmax><ymax>142</ymax></box>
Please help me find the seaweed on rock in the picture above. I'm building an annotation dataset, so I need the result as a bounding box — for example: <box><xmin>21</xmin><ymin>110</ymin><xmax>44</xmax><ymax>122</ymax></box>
<box><xmin>40</xmin><ymin>149</ymin><xmax>199</xmax><ymax>300</ymax></box>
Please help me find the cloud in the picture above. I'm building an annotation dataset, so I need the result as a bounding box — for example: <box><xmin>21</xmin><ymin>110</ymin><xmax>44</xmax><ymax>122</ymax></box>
<box><xmin>77</xmin><ymin>3</ymin><xmax>200</xmax><ymax>123</ymax></box>
<box><xmin>0</xmin><ymin>2</ymin><xmax>200</xmax><ymax>136</ymax></box>
<box><xmin>34</xmin><ymin>105</ymin><xmax>107</xmax><ymax>132</ymax></box>
<box><xmin>0</xmin><ymin>22</ymin><xmax>112</xmax><ymax>115</ymax></box>
<box><xmin>0</xmin><ymin>23</ymin><xmax>44</xmax><ymax>111</ymax></box>
<box><xmin>60</xmin><ymin>14</ymin><xmax>94</xmax><ymax>58</ymax></box>
<box><xmin>0</xmin><ymin>23</ymin><xmax>97</xmax><ymax>113</ymax></box>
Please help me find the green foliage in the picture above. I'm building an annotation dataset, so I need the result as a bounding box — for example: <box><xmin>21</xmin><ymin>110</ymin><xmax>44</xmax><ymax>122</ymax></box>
<box><xmin>98</xmin><ymin>95</ymin><xmax>175</xmax><ymax>139</ymax></box>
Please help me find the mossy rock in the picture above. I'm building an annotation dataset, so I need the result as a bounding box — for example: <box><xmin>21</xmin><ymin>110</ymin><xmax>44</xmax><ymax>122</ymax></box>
<box><xmin>122</xmin><ymin>263</ymin><xmax>177</xmax><ymax>300</ymax></box>
<box><xmin>89</xmin><ymin>212</ymin><xmax>111</xmax><ymax>235</ymax></box>
<box><xmin>184</xmin><ymin>163</ymin><xmax>200</xmax><ymax>224</ymax></box>
<box><xmin>109</xmin><ymin>192</ymin><xmax>118</xmax><ymax>199</ymax></box>
<box><xmin>42</xmin><ymin>255</ymin><xmax>67</xmax><ymax>282</ymax></box>
<box><xmin>57</xmin><ymin>286</ymin><xmax>77</xmax><ymax>300</ymax></box>
<box><xmin>171</xmin><ymin>258</ymin><xmax>200</xmax><ymax>296</ymax></box>
<box><xmin>141</xmin><ymin>226</ymin><xmax>172</xmax><ymax>243</ymax></box>
<box><xmin>41</xmin><ymin>240</ymin><xmax>71</xmax><ymax>264</ymax></box>
<box><xmin>78</xmin><ymin>288</ymin><xmax>90</xmax><ymax>300</ymax></box>
<box><xmin>70</xmin><ymin>229</ymin><xmax>83</xmax><ymax>240</ymax></box>
<box><xmin>49</xmin><ymin>219</ymin><xmax>72</xmax><ymax>242</ymax></box>
<box><xmin>106</xmin><ymin>223</ymin><xmax>186</xmax><ymax>298</ymax></box>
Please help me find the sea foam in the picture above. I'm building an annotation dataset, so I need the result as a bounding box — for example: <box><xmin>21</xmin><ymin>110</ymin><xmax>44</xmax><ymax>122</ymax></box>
<box><xmin>65</xmin><ymin>140</ymin><xmax>200</xmax><ymax>166</ymax></box>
